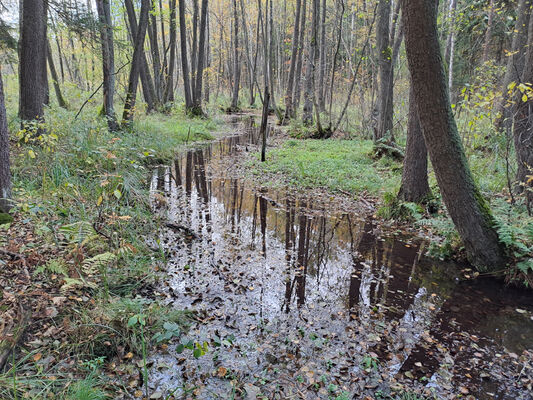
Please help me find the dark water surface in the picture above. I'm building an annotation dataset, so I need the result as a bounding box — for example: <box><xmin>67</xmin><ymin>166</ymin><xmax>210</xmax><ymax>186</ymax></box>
<box><xmin>148</xmin><ymin>118</ymin><xmax>533</xmax><ymax>399</ymax></box>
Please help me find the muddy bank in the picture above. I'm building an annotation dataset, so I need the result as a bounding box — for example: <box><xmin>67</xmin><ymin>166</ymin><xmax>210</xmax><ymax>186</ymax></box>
<box><xmin>147</xmin><ymin>118</ymin><xmax>533</xmax><ymax>399</ymax></box>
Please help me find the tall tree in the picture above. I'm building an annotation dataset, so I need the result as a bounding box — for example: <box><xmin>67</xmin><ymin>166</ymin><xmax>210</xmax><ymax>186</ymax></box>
<box><xmin>302</xmin><ymin>0</ymin><xmax>319</xmax><ymax>126</ymax></box>
<box><xmin>192</xmin><ymin>0</ymin><xmax>209</xmax><ymax>114</ymax></box>
<box><xmin>375</xmin><ymin>0</ymin><xmax>393</xmax><ymax>141</ymax></box>
<box><xmin>178</xmin><ymin>0</ymin><xmax>193</xmax><ymax>110</ymax></box>
<box><xmin>19</xmin><ymin>0</ymin><xmax>48</xmax><ymax>131</ymax></box>
<box><xmin>0</xmin><ymin>70</ymin><xmax>10</xmax><ymax>213</ymax></box>
<box><xmin>122</xmin><ymin>0</ymin><xmax>150</xmax><ymax>124</ymax></box>
<box><xmin>513</xmin><ymin>11</ymin><xmax>533</xmax><ymax>209</ymax></box>
<box><xmin>398</xmin><ymin>84</ymin><xmax>431</xmax><ymax>203</ymax></box>
<box><xmin>230</xmin><ymin>0</ymin><xmax>241</xmax><ymax>110</ymax></box>
<box><xmin>164</xmin><ymin>0</ymin><xmax>178</xmax><ymax>103</ymax></box>
<box><xmin>96</xmin><ymin>0</ymin><xmax>119</xmax><ymax>131</ymax></box>
<box><xmin>47</xmin><ymin>40</ymin><xmax>68</xmax><ymax>109</ymax></box>
<box><xmin>283</xmin><ymin>0</ymin><xmax>302</xmax><ymax>120</ymax></box>
<box><xmin>402</xmin><ymin>0</ymin><xmax>506</xmax><ymax>269</ymax></box>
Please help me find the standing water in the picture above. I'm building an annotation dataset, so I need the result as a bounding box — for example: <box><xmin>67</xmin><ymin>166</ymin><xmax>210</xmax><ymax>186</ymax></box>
<box><xmin>148</xmin><ymin>117</ymin><xmax>533</xmax><ymax>399</ymax></box>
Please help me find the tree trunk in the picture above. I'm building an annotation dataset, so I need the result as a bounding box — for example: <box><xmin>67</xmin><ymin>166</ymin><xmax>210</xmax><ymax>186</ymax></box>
<box><xmin>0</xmin><ymin>70</ymin><xmax>11</xmax><ymax>213</ymax></box>
<box><xmin>302</xmin><ymin>0</ymin><xmax>319</xmax><ymax>126</ymax></box>
<box><xmin>96</xmin><ymin>0</ymin><xmax>119</xmax><ymax>131</ymax></box>
<box><xmin>122</xmin><ymin>0</ymin><xmax>150</xmax><ymax>125</ymax></box>
<box><xmin>124</xmin><ymin>0</ymin><xmax>157</xmax><ymax>112</ymax></box>
<box><xmin>148</xmin><ymin>9</ymin><xmax>162</xmax><ymax>102</ymax></box>
<box><xmin>164</xmin><ymin>0</ymin><xmax>178</xmax><ymax>103</ymax></box>
<box><xmin>192</xmin><ymin>0</ymin><xmax>208</xmax><ymax>114</ymax></box>
<box><xmin>398</xmin><ymin>84</ymin><xmax>430</xmax><ymax>203</ymax></box>
<box><xmin>19</xmin><ymin>0</ymin><xmax>48</xmax><ymax>131</ymax></box>
<box><xmin>495</xmin><ymin>0</ymin><xmax>532</xmax><ymax>132</ymax></box>
<box><xmin>178</xmin><ymin>0</ymin><xmax>193</xmax><ymax>109</ymax></box>
<box><xmin>317</xmin><ymin>0</ymin><xmax>326</xmax><ymax>111</ymax></box>
<box><xmin>376</xmin><ymin>0</ymin><xmax>393</xmax><ymax>142</ymax></box>
<box><xmin>482</xmin><ymin>0</ymin><xmax>495</xmax><ymax>63</ymax></box>
<box><xmin>293</xmin><ymin>0</ymin><xmax>307</xmax><ymax>112</ymax></box>
<box><xmin>402</xmin><ymin>0</ymin><xmax>506</xmax><ymax>270</ymax></box>
<box><xmin>47</xmin><ymin>41</ymin><xmax>68</xmax><ymax>109</ymax></box>
<box><xmin>230</xmin><ymin>0</ymin><xmax>241</xmax><ymax>110</ymax></box>
<box><xmin>284</xmin><ymin>0</ymin><xmax>302</xmax><ymax>120</ymax></box>
<box><xmin>513</xmin><ymin>11</ymin><xmax>533</xmax><ymax>209</ymax></box>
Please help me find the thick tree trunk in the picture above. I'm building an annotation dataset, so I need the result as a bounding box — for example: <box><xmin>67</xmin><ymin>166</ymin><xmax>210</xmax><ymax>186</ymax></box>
<box><xmin>284</xmin><ymin>0</ymin><xmax>302</xmax><ymax>120</ymax></box>
<box><xmin>122</xmin><ymin>0</ymin><xmax>150</xmax><ymax>124</ymax></box>
<box><xmin>96</xmin><ymin>0</ymin><xmax>119</xmax><ymax>131</ymax></box>
<box><xmin>230</xmin><ymin>0</ymin><xmax>241</xmax><ymax>110</ymax></box>
<box><xmin>402</xmin><ymin>0</ymin><xmax>506</xmax><ymax>270</ymax></box>
<box><xmin>178</xmin><ymin>0</ymin><xmax>193</xmax><ymax>109</ymax></box>
<box><xmin>124</xmin><ymin>0</ymin><xmax>157</xmax><ymax>112</ymax></box>
<box><xmin>0</xmin><ymin>71</ymin><xmax>11</xmax><ymax>213</ymax></box>
<box><xmin>47</xmin><ymin>41</ymin><xmax>68</xmax><ymax>109</ymax></box>
<box><xmin>19</xmin><ymin>0</ymin><xmax>48</xmax><ymax>130</ymax></box>
<box><xmin>164</xmin><ymin>0</ymin><xmax>178</xmax><ymax>103</ymax></box>
<box><xmin>376</xmin><ymin>0</ymin><xmax>393</xmax><ymax>142</ymax></box>
<box><xmin>302</xmin><ymin>0</ymin><xmax>319</xmax><ymax>126</ymax></box>
<box><xmin>398</xmin><ymin>85</ymin><xmax>430</xmax><ymax>203</ymax></box>
<box><xmin>495</xmin><ymin>0</ymin><xmax>532</xmax><ymax>131</ymax></box>
<box><xmin>513</xmin><ymin>11</ymin><xmax>533</xmax><ymax>209</ymax></box>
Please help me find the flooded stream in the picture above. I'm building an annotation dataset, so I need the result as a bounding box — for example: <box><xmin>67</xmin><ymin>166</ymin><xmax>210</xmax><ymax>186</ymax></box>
<box><xmin>148</xmin><ymin>118</ymin><xmax>533</xmax><ymax>399</ymax></box>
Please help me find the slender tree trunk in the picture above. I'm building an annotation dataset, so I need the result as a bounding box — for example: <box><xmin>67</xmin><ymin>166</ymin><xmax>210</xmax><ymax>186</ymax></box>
<box><xmin>124</xmin><ymin>0</ymin><xmax>157</xmax><ymax>112</ymax></box>
<box><xmin>47</xmin><ymin>41</ymin><xmax>68</xmax><ymax>109</ymax></box>
<box><xmin>19</xmin><ymin>0</ymin><xmax>48</xmax><ymax>131</ymax></box>
<box><xmin>302</xmin><ymin>0</ymin><xmax>319</xmax><ymax>126</ymax></box>
<box><xmin>398</xmin><ymin>84</ymin><xmax>430</xmax><ymax>202</ymax></box>
<box><xmin>376</xmin><ymin>0</ymin><xmax>393</xmax><ymax>141</ymax></box>
<box><xmin>230</xmin><ymin>0</ymin><xmax>241</xmax><ymax>110</ymax></box>
<box><xmin>193</xmin><ymin>0</ymin><xmax>208</xmax><ymax>114</ymax></box>
<box><xmin>293</xmin><ymin>0</ymin><xmax>307</xmax><ymax>112</ymax></box>
<box><xmin>240</xmin><ymin>0</ymin><xmax>257</xmax><ymax>105</ymax></box>
<box><xmin>122</xmin><ymin>0</ymin><xmax>150</xmax><ymax>124</ymax></box>
<box><xmin>402</xmin><ymin>0</ymin><xmax>506</xmax><ymax>270</ymax></box>
<box><xmin>513</xmin><ymin>11</ymin><xmax>533</xmax><ymax>209</ymax></box>
<box><xmin>317</xmin><ymin>0</ymin><xmax>326</xmax><ymax>111</ymax></box>
<box><xmin>0</xmin><ymin>70</ymin><xmax>11</xmax><ymax>213</ymax></box>
<box><xmin>164</xmin><ymin>0</ymin><xmax>178</xmax><ymax>103</ymax></box>
<box><xmin>96</xmin><ymin>0</ymin><xmax>119</xmax><ymax>131</ymax></box>
<box><xmin>482</xmin><ymin>0</ymin><xmax>495</xmax><ymax>63</ymax></box>
<box><xmin>191</xmin><ymin>0</ymin><xmax>199</xmax><ymax>95</ymax></box>
<box><xmin>284</xmin><ymin>0</ymin><xmax>302</xmax><ymax>120</ymax></box>
<box><xmin>148</xmin><ymin>9</ymin><xmax>162</xmax><ymax>102</ymax></box>
<box><xmin>178</xmin><ymin>0</ymin><xmax>193</xmax><ymax>109</ymax></box>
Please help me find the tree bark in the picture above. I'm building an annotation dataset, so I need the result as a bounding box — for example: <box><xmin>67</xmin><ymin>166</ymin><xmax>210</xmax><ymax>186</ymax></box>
<box><xmin>164</xmin><ymin>0</ymin><xmax>178</xmax><ymax>103</ymax></box>
<box><xmin>230</xmin><ymin>0</ymin><xmax>241</xmax><ymax>110</ymax></box>
<box><xmin>19</xmin><ymin>0</ymin><xmax>48</xmax><ymax>131</ymax></box>
<box><xmin>124</xmin><ymin>0</ymin><xmax>157</xmax><ymax>112</ymax></box>
<box><xmin>482</xmin><ymin>0</ymin><xmax>496</xmax><ymax>63</ymax></box>
<box><xmin>284</xmin><ymin>0</ymin><xmax>302</xmax><ymax>120</ymax></box>
<box><xmin>47</xmin><ymin>41</ymin><xmax>68</xmax><ymax>109</ymax></box>
<box><xmin>178</xmin><ymin>0</ymin><xmax>193</xmax><ymax>109</ymax></box>
<box><xmin>96</xmin><ymin>0</ymin><xmax>119</xmax><ymax>131</ymax></box>
<box><xmin>192</xmin><ymin>0</ymin><xmax>208</xmax><ymax>114</ymax></box>
<box><xmin>148</xmin><ymin>8</ymin><xmax>163</xmax><ymax>102</ymax></box>
<box><xmin>398</xmin><ymin>84</ymin><xmax>431</xmax><ymax>203</ymax></box>
<box><xmin>122</xmin><ymin>0</ymin><xmax>150</xmax><ymax>124</ymax></box>
<box><xmin>376</xmin><ymin>0</ymin><xmax>393</xmax><ymax>141</ymax></box>
<box><xmin>302</xmin><ymin>0</ymin><xmax>319</xmax><ymax>126</ymax></box>
<box><xmin>0</xmin><ymin>70</ymin><xmax>11</xmax><ymax>213</ymax></box>
<box><xmin>402</xmin><ymin>0</ymin><xmax>506</xmax><ymax>270</ymax></box>
<box><xmin>317</xmin><ymin>0</ymin><xmax>326</xmax><ymax>111</ymax></box>
<box><xmin>293</xmin><ymin>0</ymin><xmax>307</xmax><ymax>112</ymax></box>
<box><xmin>513</xmin><ymin>11</ymin><xmax>533</xmax><ymax>209</ymax></box>
<box><xmin>495</xmin><ymin>0</ymin><xmax>532</xmax><ymax>132</ymax></box>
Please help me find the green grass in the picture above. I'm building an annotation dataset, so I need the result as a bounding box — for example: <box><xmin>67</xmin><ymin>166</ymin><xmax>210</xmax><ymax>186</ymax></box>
<box><xmin>255</xmin><ymin>138</ymin><xmax>402</xmax><ymax>197</ymax></box>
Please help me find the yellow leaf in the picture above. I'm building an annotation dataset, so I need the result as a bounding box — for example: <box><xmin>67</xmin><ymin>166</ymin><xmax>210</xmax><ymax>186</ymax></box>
<box><xmin>522</xmin><ymin>94</ymin><xmax>528</xmax><ymax>102</ymax></box>
<box><xmin>28</xmin><ymin>149</ymin><xmax>36</xmax><ymax>159</ymax></box>
<box><xmin>97</xmin><ymin>196</ymin><xmax>103</xmax><ymax>206</ymax></box>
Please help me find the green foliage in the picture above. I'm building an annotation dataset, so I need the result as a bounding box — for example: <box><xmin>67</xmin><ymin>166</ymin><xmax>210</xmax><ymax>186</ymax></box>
<box><xmin>255</xmin><ymin>139</ymin><xmax>401</xmax><ymax>196</ymax></box>
<box><xmin>377</xmin><ymin>192</ymin><xmax>424</xmax><ymax>221</ymax></box>
<box><xmin>66</xmin><ymin>377</ymin><xmax>107</xmax><ymax>400</ymax></box>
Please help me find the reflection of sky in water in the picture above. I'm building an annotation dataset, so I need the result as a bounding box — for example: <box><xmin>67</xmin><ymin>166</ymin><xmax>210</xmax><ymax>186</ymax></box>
<box><xmin>148</xmin><ymin>128</ymin><xmax>533</xmax><ymax>399</ymax></box>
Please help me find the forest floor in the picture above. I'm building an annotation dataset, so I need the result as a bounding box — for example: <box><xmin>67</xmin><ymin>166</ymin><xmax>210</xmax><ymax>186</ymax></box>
<box><xmin>1</xmin><ymin>111</ymin><xmax>532</xmax><ymax>400</ymax></box>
